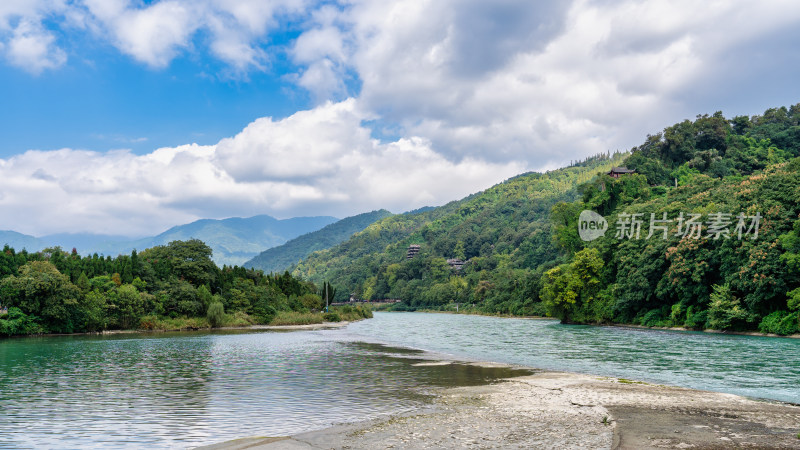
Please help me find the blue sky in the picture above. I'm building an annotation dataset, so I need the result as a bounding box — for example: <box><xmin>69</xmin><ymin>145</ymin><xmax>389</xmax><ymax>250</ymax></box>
<box><xmin>0</xmin><ymin>10</ymin><xmax>309</xmax><ymax>156</ymax></box>
<box><xmin>1</xmin><ymin>0</ymin><xmax>800</xmax><ymax>237</ymax></box>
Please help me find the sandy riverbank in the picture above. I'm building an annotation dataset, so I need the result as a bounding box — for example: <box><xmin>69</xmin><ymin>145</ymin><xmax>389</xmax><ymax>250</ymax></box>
<box><xmin>198</xmin><ymin>365</ymin><xmax>800</xmax><ymax>449</ymax></box>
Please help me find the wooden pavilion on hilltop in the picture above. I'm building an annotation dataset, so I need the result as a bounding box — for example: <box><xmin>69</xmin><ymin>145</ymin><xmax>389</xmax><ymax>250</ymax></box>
<box><xmin>607</xmin><ymin>167</ymin><xmax>635</xmax><ymax>178</ymax></box>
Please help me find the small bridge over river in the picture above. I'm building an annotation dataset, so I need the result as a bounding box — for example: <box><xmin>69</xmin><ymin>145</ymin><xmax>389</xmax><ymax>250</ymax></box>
<box><xmin>330</xmin><ymin>299</ymin><xmax>403</xmax><ymax>307</ymax></box>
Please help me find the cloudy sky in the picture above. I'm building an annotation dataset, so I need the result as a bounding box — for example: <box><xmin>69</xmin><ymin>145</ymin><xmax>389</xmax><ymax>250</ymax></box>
<box><xmin>1</xmin><ymin>0</ymin><xmax>799</xmax><ymax>237</ymax></box>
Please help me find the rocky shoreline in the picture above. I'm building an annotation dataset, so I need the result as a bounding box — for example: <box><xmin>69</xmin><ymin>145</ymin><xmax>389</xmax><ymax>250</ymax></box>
<box><xmin>197</xmin><ymin>366</ymin><xmax>800</xmax><ymax>449</ymax></box>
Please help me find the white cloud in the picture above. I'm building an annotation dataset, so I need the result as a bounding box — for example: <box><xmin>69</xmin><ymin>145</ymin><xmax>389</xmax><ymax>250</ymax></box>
<box><xmin>5</xmin><ymin>19</ymin><xmax>66</xmax><ymax>74</ymax></box>
<box><xmin>0</xmin><ymin>1</ymin><xmax>67</xmax><ymax>30</ymax></box>
<box><xmin>286</xmin><ymin>0</ymin><xmax>800</xmax><ymax>168</ymax></box>
<box><xmin>215</xmin><ymin>98</ymin><xmax>371</xmax><ymax>181</ymax></box>
<box><xmin>76</xmin><ymin>0</ymin><xmax>307</xmax><ymax>71</ymax></box>
<box><xmin>0</xmin><ymin>100</ymin><xmax>524</xmax><ymax>236</ymax></box>
<box><xmin>81</xmin><ymin>0</ymin><xmax>198</xmax><ymax>68</ymax></box>
<box><xmin>1</xmin><ymin>1</ymin><xmax>69</xmax><ymax>74</ymax></box>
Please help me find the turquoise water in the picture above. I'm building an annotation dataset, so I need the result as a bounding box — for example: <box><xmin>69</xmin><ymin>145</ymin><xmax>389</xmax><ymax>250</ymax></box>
<box><xmin>1</xmin><ymin>312</ymin><xmax>798</xmax><ymax>448</ymax></box>
<box><xmin>349</xmin><ymin>312</ymin><xmax>800</xmax><ymax>404</ymax></box>
<box><xmin>0</xmin><ymin>328</ymin><xmax>526</xmax><ymax>449</ymax></box>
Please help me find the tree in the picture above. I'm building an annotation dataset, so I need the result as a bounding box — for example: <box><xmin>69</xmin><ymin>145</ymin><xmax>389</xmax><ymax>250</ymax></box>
<box><xmin>140</xmin><ymin>239</ymin><xmax>218</xmax><ymax>287</ymax></box>
<box><xmin>76</xmin><ymin>272</ymin><xmax>90</xmax><ymax>292</ymax></box>
<box><xmin>107</xmin><ymin>284</ymin><xmax>146</xmax><ymax>329</ymax></box>
<box><xmin>0</xmin><ymin>261</ymin><xmax>82</xmax><ymax>333</ymax></box>
<box><xmin>319</xmin><ymin>281</ymin><xmax>337</xmax><ymax>312</ymax></box>
<box><xmin>551</xmin><ymin>201</ymin><xmax>584</xmax><ymax>254</ymax></box>
<box><xmin>207</xmin><ymin>302</ymin><xmax>225</xmax><ymax>328</ymax></box>
<box><xmin>706</xmin><ymin>284</ymin><xmax>753</xmax><ymax>331</ymax></box>
<box><xmin>540</xmin><ymin>248</ymin><xmax>604</xmax><ymax>324</ymax></box>
<box><xmin>197</xmin><ymin>285</ymin><xmax>213</xmax><ymax>310</ymax></box>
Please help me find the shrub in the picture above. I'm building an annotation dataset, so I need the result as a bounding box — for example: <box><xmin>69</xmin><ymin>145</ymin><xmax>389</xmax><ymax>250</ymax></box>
<box><xmin>706</xmin><ymin>284</ymin><xmax>754</xmax><ymax>331</ymax></box>
<box><xmin>299</xmin><ymin>293</ymin><xmax>323</xmax><ymax>311</ymax></box>
<box><xmin>684</xmin><ymin>306</ymin><xmax>708</xmax><ymax>330</ymax></box>
<box><xmin>251</xmin><ymin>303</ymin><xmax>277</xmax><ymax>324</ymax></box>
<box><xmin>225</xmin><ymin>311</ymin><xmax>256</xmax><ymax>327</ymax></box>
<box><xmin>758</xmin><ymin>310</ymin><xmax>799</xmax><ymax>336</ymax></box>
<box><xmin>639</xmin><ymin>306</ymin><xmax>670</xmax><ymax>327</ymax></box>
<box><xmin>139</xmin><ymin>315</ymin><xmax>159</xmax><ymax>330</ymax></box>
<box><xmin>0</xmin><ymin>307</ymin><xmax>44</xmax><ymax>336</ymax></box>
<box><xmin>323</xmin><ymin>312</ymin><xmax>342</xmax><ymax>322</ymax></box>
<box><xmin>207</xmin><ymin>302</ymin><xmax>225</xmax><ymax>328</ymax></box>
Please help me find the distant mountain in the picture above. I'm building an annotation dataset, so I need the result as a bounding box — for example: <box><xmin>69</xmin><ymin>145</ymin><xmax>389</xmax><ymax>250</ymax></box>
<box><xmin>0</xmin><ymin>230</ymin><xmax>44</xmax><ymax>252</ymax></box>
<box><xmin>40</xmin><ymin>233</ymin><xmax>137</xmax><ymax>253</ymax></box>
<box><xmin>137</xmin><ymin>215</ymin><xmax>340</xmax><ymax>266</ymax></box>
<box><xmin>0</xmin><ymin>215</ymin><xmax>339</xmax><ymax>267</ymax></box>
<box><xmin>243</xmin><ymin>210</ymin><xmax>394</xmax><ymax>273</ymax></box>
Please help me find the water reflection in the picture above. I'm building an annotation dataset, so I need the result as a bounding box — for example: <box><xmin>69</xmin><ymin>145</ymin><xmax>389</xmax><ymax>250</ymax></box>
<box><xmin>0</xmin><ymin>330</ymin><xmax>529</xmax><ymax>449</ymax></box>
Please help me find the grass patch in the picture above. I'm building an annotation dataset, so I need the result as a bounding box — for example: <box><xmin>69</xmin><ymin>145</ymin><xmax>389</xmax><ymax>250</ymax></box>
<box><xmin>223</xmin><ymin>311</ymin><xmax>257</xmax><ymax>327</ymax></box>
<box><xmin>331</xmin><ymin>305</ymin><xmax>373</xmax><ymax>321</ymax></box>
<box><xmin>269</xmin><ymin>311</ymin><xmax>324</xmax><ymax>326</ymax></box>
<box><xmin>139</xmin><ymin>315</ymin><xmax>210</xmax><ymax>331</ymax></box>
<box><xmin>617</xmin><ymin>378</ymin><xmax>648</xmax><ymax>385</ymax></box>
<box><xmin>268</xmin><ymin>306</ymin><xmax>372</xmax><ymax>325</ymax></box>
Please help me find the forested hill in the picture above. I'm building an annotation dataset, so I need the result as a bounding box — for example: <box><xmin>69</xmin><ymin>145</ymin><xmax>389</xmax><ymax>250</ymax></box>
<box><xmin>294</xmin><ymin>103</ymin><xmax>800</xmax><ymax>335</ymax></box>
<box><xmin>542</xmin><ymin>104</ymin><xmax>800</xmax><ymax>334</ymax></box>
<box><xmin>243</xmin><ymin>210</ymin><xmax>394</xmax><ymax>273</ymax></box>
<box><xmin>292</xmin><ymin>152</ymin><xmax>629</xmax><ymax>304</ymax></box>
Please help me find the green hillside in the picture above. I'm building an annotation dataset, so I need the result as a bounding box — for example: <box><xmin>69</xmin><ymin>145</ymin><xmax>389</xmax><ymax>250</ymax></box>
<box><xmin>243</xmin><ymin>210</ymin><xmax>394</xmax><ymax>273</ymax></box>
<box><xmin>294</xmin><ymin>103</ymin><xmax>800</xmax><ymax>334</ymax></box>
<box><xmin>541</xmin><ymin>104</ymin><xmax>800</xmax><ymax>334</ymax></box>
<box><xmin>293</xmin><ymin>152</ymin><xmax>629</xmax><ymax>304</ymax></box>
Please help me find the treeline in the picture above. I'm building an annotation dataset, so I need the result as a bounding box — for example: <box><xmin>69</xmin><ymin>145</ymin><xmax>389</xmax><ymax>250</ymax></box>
<box><xmin>0</xmin><ymin>239</ymin><xmax>368</xmax><ymax>336</ymax></box>
<box><xmin>293</xmin><ymin>104</ymin><xmax>800</xmax><ymax>335</ymax></box>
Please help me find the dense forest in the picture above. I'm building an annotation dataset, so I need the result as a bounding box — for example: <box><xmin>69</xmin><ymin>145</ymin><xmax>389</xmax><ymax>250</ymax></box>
<box><xmin>244</xmin><ymin>209</ymin><xmax>393</xmax><ymax>274</ymax></box>
<box><xmin>544</xmin><ymin>105</ymin><xmax>800</xmax><ymax>334</ymax></box>
<box><xmin>294</xmin><ymin>153</ymin><xmax>629</xmax><ymax>306</ymax></box>
<box><xmin>0</xmin><ymin>239</ymin><xmax>369</xmax><ymax>336</ymax></box>
<box><xmin>294</xmin><ymin>104</ymin><xmax>800</xmax><ymax>335</ymax></box>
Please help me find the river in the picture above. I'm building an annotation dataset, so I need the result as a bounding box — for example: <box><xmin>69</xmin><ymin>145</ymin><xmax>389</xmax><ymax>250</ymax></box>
<box><xmin>1</xmin><ymin>312</ymin><xmax>797</xmax><ymax>448</ymax></box>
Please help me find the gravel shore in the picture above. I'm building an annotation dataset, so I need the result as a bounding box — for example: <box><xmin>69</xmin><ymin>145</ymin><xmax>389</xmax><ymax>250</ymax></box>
<box><xmin>197</xmin><ymin>366</ymin><xmax>800</xmax><ymax>449</ymax></box>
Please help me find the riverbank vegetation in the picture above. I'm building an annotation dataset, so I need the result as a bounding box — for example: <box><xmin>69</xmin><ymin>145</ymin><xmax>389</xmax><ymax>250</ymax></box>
<box><xmin>0</xmin><ymin>239</ymin><xmax>369</xmax><ymax>336</ymax></box>
<box><xmin>294</xmin><ymin>104</ymin><xmax>800</xmax><ymax>335</ymax></box>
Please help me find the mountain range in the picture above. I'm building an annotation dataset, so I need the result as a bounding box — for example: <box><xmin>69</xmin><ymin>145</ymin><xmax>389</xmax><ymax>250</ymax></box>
<box><xmin>243</xmin><ymin>210</ymin><xmax>394</xmax><ymax>273</ymax></box>
<box><xmin>0</xmin><ymin>215</ymin><xmax>339</xmax><ymax>267</ymax></box>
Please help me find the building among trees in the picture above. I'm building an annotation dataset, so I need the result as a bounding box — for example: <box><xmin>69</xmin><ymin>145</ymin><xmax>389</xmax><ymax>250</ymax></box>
<box><xmin>406</xmin><ymin>245</ymin><xmax>421</xmax><ymax>259</ymax></box>
<box><xmin>607</xmin><ymin>167</ymin><xmax>635</xmax><ymax>178</ymax></box>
